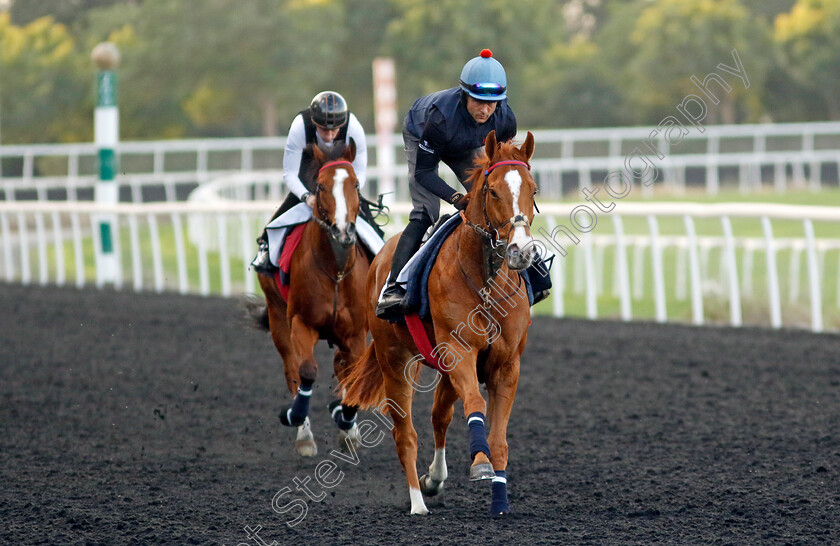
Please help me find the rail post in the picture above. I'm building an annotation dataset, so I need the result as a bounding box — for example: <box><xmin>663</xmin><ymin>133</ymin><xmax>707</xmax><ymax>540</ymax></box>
<box><xmin>92</xmin><ymin>42</ymin><xmax>120</xmax><ymax>286</ymax></box>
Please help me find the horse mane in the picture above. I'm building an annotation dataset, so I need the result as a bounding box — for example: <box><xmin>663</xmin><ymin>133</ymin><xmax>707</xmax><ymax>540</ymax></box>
<box><xmin>465</xmin><ymin>139</ymin><xmax>528</xmax><ymax>197</ymax></box>
<box><xmin>300</xmin><ymin>141</ymin><xmax>350</xmax><ymax>188</ymax></box>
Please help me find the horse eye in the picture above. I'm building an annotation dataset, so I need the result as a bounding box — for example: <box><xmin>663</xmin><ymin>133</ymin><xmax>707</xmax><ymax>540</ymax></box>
<box><xmin>316</xmin><ymin>184</ymin><xmax>325</xmax><ymax>192</ymax></box>
<box><xmin>489</xmin><ymin>189</ymin><xmax>499</xmax><ymax>199</ymax></box>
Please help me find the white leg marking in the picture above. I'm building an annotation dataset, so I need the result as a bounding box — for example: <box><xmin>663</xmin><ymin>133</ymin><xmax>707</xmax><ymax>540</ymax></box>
<box><xmin>409</xmin><ymin>487</ymin><xmax>429</xmax><ymax>515</ymax></box>
<box><xmin>428</xmin><ymin>447</ymin><xmax>448</xmax><ymax>483</ymax></box>
<box><xmin>338</xmin><ymin>422</ymin><xmax>362</xmax><ymax>453</ymax></box>
<box><xmin>332</xmin><ymin>169</ymin><xmax>349</xmax><ymax>231</ymax></box>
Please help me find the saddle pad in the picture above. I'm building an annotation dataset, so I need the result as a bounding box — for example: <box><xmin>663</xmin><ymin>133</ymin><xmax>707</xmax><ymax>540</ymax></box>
<box><xmin>273</xmin><ymin>223</ymin><xmax>306</xmax><ymax>302</ymax></box>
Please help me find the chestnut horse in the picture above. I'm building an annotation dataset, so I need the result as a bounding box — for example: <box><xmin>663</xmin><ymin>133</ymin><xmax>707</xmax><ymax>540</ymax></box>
<box><xmin>257</xmin><ymin>140</ymin><xmax>370</xmax><ymax>457</ymax></box>
<box><xmin>341</xmin><ymin>131</ymin><xmax>538</xmax><ymax>514</ymax></box>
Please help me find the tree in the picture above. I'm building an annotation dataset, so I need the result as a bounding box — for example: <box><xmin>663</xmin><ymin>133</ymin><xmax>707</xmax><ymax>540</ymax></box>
<box><xmin>624</xmin><ymin>0</ymin><xmax>771</xmax><ymax>125</ymax></box>
<box><xmin>519</xmin><ymin>36</ymin><xmax>628</xmax><ymax>128</ymax></box>
<box><xmin>85</xmin><ymin>0</ymin><xmax>346</xmax><ymax>138</ymax></box>
<box><xmin>382</xmin><ymin>0</ymin><xmax>567</xmax><ymax>121</ymax></box>
<box><xmin>0</xmin><ymin>13</ymin><xmax>90</xmax><ymax>144</ymax></box>
<box><xmin>775</xmin><ymin>0</ymin><xmax>840</xmax><ymax>119</ymax></box>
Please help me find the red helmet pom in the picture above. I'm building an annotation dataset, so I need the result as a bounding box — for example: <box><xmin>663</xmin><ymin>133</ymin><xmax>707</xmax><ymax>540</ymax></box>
<box><xmin>480</xmin><ymin>49</ymin><xmax>492</xmax><ymax>58</ymax></box>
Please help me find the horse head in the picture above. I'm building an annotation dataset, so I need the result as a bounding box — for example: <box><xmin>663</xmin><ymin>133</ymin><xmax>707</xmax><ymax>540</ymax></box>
<box><xmin>469</xmin><ymin>130</ymin><xmax>537</xmax><ymax>271</ymax></box>
<box><xmin>311</xmin><ymin>138</ymin><xmax>360</xmax><ymax>249</ymax></box>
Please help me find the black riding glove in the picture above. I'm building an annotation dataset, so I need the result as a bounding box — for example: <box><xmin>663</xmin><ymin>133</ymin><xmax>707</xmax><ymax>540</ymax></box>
<box><xmin>449</xmin><ymin>192</ymin><xmax>470</xmax><ymax>211</ymax></box>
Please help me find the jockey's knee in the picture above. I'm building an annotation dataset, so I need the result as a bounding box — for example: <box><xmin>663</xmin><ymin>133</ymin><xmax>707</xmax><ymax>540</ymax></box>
<box><xmin>408</xmin><ymin>209</ymin><xmax>435</xmax><ymax>228</ymax></box>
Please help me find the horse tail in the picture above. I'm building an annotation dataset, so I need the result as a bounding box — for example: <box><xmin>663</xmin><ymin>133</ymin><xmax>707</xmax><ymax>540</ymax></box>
<box><xmin>341</xmin><ymin>342</ymin><xmax>386</xmax><ymax>410</ymax></box>
<box><xmin>242</xmin><ymin>298</ymin><xmax>270</xmax><ymax>332</ymax></box>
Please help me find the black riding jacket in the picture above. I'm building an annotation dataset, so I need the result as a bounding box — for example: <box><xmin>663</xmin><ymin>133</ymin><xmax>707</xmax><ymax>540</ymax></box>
<box><xmin>404</xmin><ymin>87</ymin><xmax>517</xmax><ymax>202</ymax></box>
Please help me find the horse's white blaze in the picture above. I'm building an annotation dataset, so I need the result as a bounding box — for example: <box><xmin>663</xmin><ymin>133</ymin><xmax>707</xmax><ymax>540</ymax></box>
<box><xmin>504</xmin><ymin>170</ymin><xmax>532</xmax><ymax>250</ymax></box>
<box><xmin>428</xmin><ymin>448</ymin><xmax>448</xmax><ymax>483</ymax></box>
<box><xmin>409</xmin><ymin>487</ymin><xmax>429</xmax><ymax>515</ymax></box>
<box><xmin>332</xmin><ymin>168</ymin><xmax>349</xmax><ymax>231</ymax></box>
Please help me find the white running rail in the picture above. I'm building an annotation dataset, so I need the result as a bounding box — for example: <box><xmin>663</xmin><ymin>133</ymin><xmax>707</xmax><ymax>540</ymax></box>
<box><xmin>1</xmin><ymin>199</ymin><xmax>839</xmax><ymax>333</ymax></box>
<box><xmin>3</xmin><ymin>120</ymin><xmax>840</xmax><ymax>201</ymax></box>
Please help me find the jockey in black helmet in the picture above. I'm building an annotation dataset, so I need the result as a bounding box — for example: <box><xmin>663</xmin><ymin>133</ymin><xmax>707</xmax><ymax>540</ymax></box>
<box><xmin>375</xmin><ymin>49</ymin><xmax>551</xmax><ymax>320</ymax></box>
<box><xmin>252</xmin><ymin>91</ymin><xmax>382</xmax><ymax>274</ymax></box>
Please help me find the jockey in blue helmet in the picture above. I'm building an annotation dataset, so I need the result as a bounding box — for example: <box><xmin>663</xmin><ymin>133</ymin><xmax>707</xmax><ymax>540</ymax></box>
<box><xmin>375</xmin><ymin>49</ymin><xmax>551</xmax><ymax>320</ymax></box>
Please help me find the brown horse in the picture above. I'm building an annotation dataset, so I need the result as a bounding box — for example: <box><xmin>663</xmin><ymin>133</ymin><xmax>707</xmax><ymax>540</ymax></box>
<box><xmin>341</xmin><ymin>130</ymin><xmax>538</xmax><ymax>514</ymax></box>
<box><xmin>257</xmin><ymin>140</ymin><xmax>371</xmax><ymax>457</ymax></box>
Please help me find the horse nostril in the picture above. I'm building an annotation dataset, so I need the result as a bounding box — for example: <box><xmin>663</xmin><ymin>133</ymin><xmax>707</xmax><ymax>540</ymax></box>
<box><xmin>330</xmin><ymin>225</ymin><xmax>341</xmax><ymax>239</ymax></box>
<box><xmin>347</xmin><ymin>223</ymin><xmax>356</xmax><ymax>237</ymax></box>
<box><xmin>508</xmin><ymin>244</ymin><xmax>520</xmax><ymax>259</ymax></box>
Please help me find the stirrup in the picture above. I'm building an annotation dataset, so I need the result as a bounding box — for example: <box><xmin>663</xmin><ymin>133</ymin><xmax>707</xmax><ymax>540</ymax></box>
<box><xmin>532</xmin><ymin>289</ymin><xmax>550</xmax><ymax>305</ymax></box>
<box><xmin>375</xmin><ymin>283</ymin><xmax>407</xmax><ymax>320</ymax></box>
<box><xmin>251</xmin><ymin>243</ymin><xmax>277</xmax><ymax>276</ymax></box>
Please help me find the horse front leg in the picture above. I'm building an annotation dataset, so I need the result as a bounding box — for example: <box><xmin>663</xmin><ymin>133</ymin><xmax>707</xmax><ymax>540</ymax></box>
<box><xmin>329</xmin><ymin>333</ymin><xmax>367</xmax><ymax>452</ymax></box>
<box><xmin>419</xmin><ymin>373</ymin><xmax>459</xmax><ymax>497</ymax></box>
<box><xmin>443</xmin><ymin>351</ymin><xmax>494</xmax><ymax>482</ymax></box>
<box><xmin>279</xmin><ymin>315</ymin><xmax>320</xmax><ymax>457</ymax></box>
<box><xmin>484</xmin><ymin>357</ymin><xmax>520</xmax><ymax>515</ymax></box>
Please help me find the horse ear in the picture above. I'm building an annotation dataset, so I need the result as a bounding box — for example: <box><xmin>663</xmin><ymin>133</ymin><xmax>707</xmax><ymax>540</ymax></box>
<box><xmin>344</xmin><ymin>137</ymin><xmax>357</xmax><ymax>163</ymax></box>
<box><xmin>520</xmin><ymin>131</ymin><xmax>535</xmax><ymax>162</ymax></box>
<box><xmin>484</xmin><ymin>130</ymin><xmax>498</xmax><ymax>161</ymax></box>
<box><xmin>311</xmin><ymin>143</ymin><xmax>327</xmax><ymax>165</ymax></box>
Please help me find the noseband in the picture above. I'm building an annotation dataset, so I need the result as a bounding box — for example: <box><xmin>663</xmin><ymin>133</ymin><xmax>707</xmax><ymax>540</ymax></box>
<box><xmin>460</xmin><ymin>159</ymin><xmax>533</xmax><ymax>247</ymax></box>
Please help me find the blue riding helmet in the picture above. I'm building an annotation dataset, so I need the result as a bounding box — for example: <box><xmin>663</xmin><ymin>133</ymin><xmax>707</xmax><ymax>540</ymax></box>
<box><xmin>459</xmin><ymin>49</ymin><xmax>507</xmax><ymax>101</ymax></box>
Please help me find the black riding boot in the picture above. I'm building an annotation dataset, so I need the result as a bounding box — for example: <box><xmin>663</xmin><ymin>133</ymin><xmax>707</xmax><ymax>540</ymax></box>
<box><xmin>375</xmin><ymin>218</ymin><xmax>431</xmax><ymax>320</ymax></box>
<box><xmin>251</xmin><ymin>193</ymin><xmax>303</xmax><ymax>275</ymax></box>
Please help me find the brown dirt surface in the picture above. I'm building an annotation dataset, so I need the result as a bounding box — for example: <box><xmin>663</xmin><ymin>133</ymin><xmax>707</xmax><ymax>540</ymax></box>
<box><xmin>1</xmin><ymin>283</ymin><xmax>838</xmax><ymax>545</ymax></box>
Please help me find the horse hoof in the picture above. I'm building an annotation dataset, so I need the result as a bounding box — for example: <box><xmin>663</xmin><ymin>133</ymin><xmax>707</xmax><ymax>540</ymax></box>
<box><xmin>295</xmin><ymin>439</ymin><xmax>318</xmax><ymax>457</ymax></box>
<box><xmin>337</xmin><ymin>424</ymin><xmax>361</xmax><ymax>453</ymax></box>
<box><xmin>419</xmin><ymin>474</ymin><xmax>444</xmax><ymax>497</ymax></box>
<box><xmin>469</xmin><ymin>462</ymin><xmax>495</xmax><ymax>481</ymax></box>
<box><xmin>409</xmin><ymin>506</ymin><xmax>430</xmax><ymax>515</ymax></box>
<box><xmin>294</xmin><ymin>417</ymin><xmax>317</xmax><ymax>457</ymax></box>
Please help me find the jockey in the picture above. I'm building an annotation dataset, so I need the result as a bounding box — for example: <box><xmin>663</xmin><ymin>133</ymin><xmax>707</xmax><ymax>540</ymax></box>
<box><xmin>375</xmin><ymin>49</ymin><xmax>551</xmax><ymax>320</ymax></box>
<box><xmin>252</xmin><ymin>90</ymin><xmax>382</xmax><ymax>274</ymax></box>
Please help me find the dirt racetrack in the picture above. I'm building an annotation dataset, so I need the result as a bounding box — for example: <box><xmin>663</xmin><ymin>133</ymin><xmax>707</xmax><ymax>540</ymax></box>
<box><xmin>1</xmin><ymin>283</ymin><xmax>838</xmax><ymax>545</ymax></box>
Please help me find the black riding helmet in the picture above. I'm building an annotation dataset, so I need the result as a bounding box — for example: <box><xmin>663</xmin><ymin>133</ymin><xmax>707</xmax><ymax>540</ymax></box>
<box><xmin>310</xmin><ymin>91</ymin><xmax>348</xmax><ymax>129</ymax></box>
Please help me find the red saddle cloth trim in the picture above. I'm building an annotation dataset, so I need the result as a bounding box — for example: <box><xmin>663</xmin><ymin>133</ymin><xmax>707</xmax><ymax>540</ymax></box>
<box><xmin>273</xmin><ymin>223</ymin><xmax>307</xmax><ymax>302</ymax></box>
<box><xmin>404</xmin><ymin>313</ymin><xmax>447</xmax><ymax>374</ymax></box>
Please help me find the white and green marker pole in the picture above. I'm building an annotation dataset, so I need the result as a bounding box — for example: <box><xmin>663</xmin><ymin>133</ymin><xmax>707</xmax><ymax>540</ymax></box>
<box><xmin>92</xmin><ymin>42</ymin><xmax>120</xmax><ymax>286</ymax></box>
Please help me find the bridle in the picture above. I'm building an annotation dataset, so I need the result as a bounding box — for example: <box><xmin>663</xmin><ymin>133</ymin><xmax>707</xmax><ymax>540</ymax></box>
<box><xmin>312</xmin><ymin>160</ymin><xmax>358</xmax><ymax>242</ymax></box>
<box><xmin>459</xmin><ymin>159</ymin><xmax>534</xmax><ymax>248</ymax></box>
<box><xmin>311</xmin><ymin>159</ymin><xmax>359</xmax><ymax>327</ymax></box>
